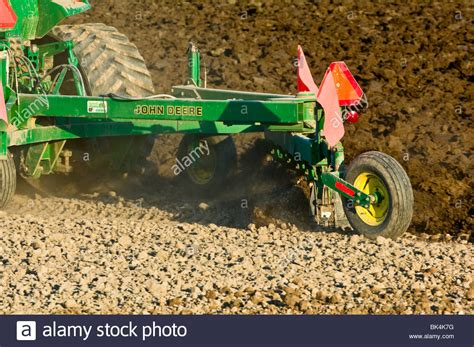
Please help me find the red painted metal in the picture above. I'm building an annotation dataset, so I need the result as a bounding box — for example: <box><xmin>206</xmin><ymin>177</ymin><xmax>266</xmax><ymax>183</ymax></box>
<box><xmin>345</xmin><ymin>110</ymin><xmax>359</xmax><ymax>123</ymax></box>
<box><xmin>335</xmin><ymin>181</ymin><xmax>355</xmax><ymax>197</ymax></box>
<box><xmin>321</xmin><ymin>62</ymin><xmax>363</xmax><ymax>106</ymax></box>
<box><xmin>0</xmin><ymin>0</ymin><xmax>17</xmax><ymax>29</ymax></box>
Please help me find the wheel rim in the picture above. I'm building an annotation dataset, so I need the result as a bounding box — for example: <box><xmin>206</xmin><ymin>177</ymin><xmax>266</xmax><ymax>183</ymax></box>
<box><xmin>187</xmin><ymin>139</ymin><xmax>217</xmax><ymax>185</ymax></box>
<box><xmin>353</xmin><ymin>172</ymin><xmax>389</xmax><ymax>226</ymax></box>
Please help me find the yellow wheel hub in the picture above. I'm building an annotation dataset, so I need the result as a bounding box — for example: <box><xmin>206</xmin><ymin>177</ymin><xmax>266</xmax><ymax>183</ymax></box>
<box><xmin>353</xmin><ymin>172</ymin><xmax>389</xmax><ymax>226</ymax></box>
<box><xmin>187</xmin><ymin>141</ymin><xmax>217</xmax><ymax>185</ymax></box>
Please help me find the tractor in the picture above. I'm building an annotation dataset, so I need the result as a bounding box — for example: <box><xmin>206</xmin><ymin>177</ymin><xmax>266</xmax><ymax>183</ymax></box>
<box><xmin>0</xmin><ymin>0</ymin><xmax>413</xmax><ymax>238</ymax></box>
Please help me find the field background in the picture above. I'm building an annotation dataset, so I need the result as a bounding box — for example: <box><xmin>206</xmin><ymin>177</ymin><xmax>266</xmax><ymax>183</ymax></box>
<box><xmin>68</xmin><ymin>0</ymin><xmax>473</xmax><ymax>238</ymax></box>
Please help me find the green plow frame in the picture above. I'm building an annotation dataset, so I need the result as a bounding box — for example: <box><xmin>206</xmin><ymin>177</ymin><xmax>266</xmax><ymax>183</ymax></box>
<box><xmin>0</xmin><ymin>28</ymin><xmax>371</xmax><ymax>222</ymax></box>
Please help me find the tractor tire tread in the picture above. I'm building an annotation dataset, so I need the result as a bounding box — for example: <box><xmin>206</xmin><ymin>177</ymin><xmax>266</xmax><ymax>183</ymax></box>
<box><xmin>52</xmin><ymin>23</ymin><xmax>154</xmax><ymax>96</ymax></box>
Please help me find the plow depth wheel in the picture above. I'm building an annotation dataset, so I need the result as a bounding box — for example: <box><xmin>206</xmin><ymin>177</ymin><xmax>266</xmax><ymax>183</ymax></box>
<box><xmin>342</xmin><ymin>151</ymin><xmax>413</xmax><ymax>239</ymax></box>
<box><xmin>176</xmin><ymin>135</ymin><xmax>237</xmax><ymax>195</ymax></box>
<box><xmin>353</xmin><ymin>172</ymin><xmax>390</xmax><ymax>226</ymax></box>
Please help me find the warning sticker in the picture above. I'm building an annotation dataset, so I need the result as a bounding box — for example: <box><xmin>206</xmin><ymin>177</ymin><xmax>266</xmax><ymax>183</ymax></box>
<box><xmin>87</xmin><ymin>101</ymin><xmax>107</xmax><ymax>113</ymax></box>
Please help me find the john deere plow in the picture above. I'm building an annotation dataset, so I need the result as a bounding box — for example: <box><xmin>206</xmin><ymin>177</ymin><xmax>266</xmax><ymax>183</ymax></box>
<box><xmin>0</xmin><ymin>0</ymin><xmax>413</xmax><ymax>238</ymax></box>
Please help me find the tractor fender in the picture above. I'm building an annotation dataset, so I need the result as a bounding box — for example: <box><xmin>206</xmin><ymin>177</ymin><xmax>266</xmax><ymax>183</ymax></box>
<box><xmin>35</xmin><ymin>0</ymin><xmax>92</xmax><ymax>38</ymax></box>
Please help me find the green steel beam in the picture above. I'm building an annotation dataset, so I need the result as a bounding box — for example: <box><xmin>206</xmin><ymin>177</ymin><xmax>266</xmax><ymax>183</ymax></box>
<box><xmin>171</xmin><ymin>85</ymin><xmax>295</xmax><ymax>101</ymax></box>
<box><xmin>321</xmin><ymin>172</ymin><xmax>371</xmax><ymax>206</ymax></box>
<box><xmin>264</xmin><ymin>131</ymin><xmax>316</xmax><ymax>165</ymax></box>
<box><xmin>7</xmin><ymin>120</ymin><xmax>263</xmax><ymax>147</ymax></box>
<box><xmin>188</xmin><ymin>43</ymin><xmax>201</xmax><ymax>87</ymax></box>
<box><xmin>15</xmin><ymin>93</ymin><xmax>312</xmax><ymax>125</ymax></box>
<box><xmin>36</xmin><ymin>41</ymin><xmax>69</xmax><ymax>59</ymax></box>
<box><xmin>0</xmin><ymin>132</ymin><xmax>7</xmax><ymax>158</ymax></box>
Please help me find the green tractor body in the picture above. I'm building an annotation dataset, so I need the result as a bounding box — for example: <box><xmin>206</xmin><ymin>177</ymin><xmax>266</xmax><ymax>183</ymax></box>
<box><xmin>0</xmin><ymin>0</ymin><xmax>414</xmax><ymax>239</ymax></box>
<box><xmin>1</xmin><ymin>0</ymin><xmax>90</xmax><ymax>40</ymax></box>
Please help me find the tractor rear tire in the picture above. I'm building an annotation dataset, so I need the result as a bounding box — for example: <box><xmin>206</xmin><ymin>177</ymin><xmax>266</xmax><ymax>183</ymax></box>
<box><xmin>52</xmin><ymin>23</ymin><xmax>154</xmax><ymax>97</ymax></box>
<box><xmin>51</xmin><ymin>23</ymin><xmax>155</xmax><ymax>177</ymax></box>
<box><xmin>342</xmin><ymin>151</ymin><xmax>413</xmax><ymax>239</ymax></box>
<box><xmin>0</xmin><ymin>153</ymin><xmax>16</xmax><ymax>208</ymax></box>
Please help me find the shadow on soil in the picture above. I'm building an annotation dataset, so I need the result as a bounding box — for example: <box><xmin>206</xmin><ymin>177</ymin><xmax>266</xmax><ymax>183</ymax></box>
<box><xmin>15</xmin><ymin>139</ymin><xmax>352</xmax><ymax>237</ymax></box>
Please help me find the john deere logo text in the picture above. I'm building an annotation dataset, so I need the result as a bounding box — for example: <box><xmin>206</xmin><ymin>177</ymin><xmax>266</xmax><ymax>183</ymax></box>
<box><xmin>134</xmin><ymin>105</ymin><xmax>203</xmax><ymax>116</ymax></box>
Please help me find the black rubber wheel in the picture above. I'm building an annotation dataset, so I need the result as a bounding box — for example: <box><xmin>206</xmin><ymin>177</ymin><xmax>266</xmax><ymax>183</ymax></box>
<box><xmin>176</xmin><ymin>135</ymin><xmax>237</xmax><ymax>195</ymax></box>
<box><xmin>52</xmin><ymin>23</ymin><xmax>154</xmax><ymax>97</ymax></box>
<box><xmin>342</xmin><ymin>151</ymin><xmax>413</xmax><ymax>239</ymax></box>
<box><xmin>51</xmin><ymin>23</ymin><xmax>155</xmax><ymax>175</ymax></box>
<box><xmin>0</xmin><ymin>153</ymin><xmax>16</xmax><ymax>208</ymax></box>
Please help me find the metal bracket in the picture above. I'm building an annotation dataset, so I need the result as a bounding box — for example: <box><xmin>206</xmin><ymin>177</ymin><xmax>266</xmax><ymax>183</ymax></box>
<box><xmin>310</xmin><ymin>179</ymin><xmax>350</xmax><ymax>228</ymax></box>
<box><xmin>321</xmin><ymin>172</ymin><xmax>372</xmax><ymax>207</ymax></box>
<box><xmin>22</xmin><ymin>140</ymin><xmax>66</xmax><ymax>178</ymax></box>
